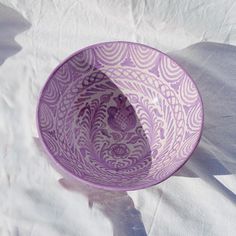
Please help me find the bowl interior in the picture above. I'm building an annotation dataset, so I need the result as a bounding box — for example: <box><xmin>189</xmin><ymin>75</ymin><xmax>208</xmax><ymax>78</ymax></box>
<box><xmin>37</xmin><ymin>42</ymin><xmax>203</xmax><ymax>190</ymax></box>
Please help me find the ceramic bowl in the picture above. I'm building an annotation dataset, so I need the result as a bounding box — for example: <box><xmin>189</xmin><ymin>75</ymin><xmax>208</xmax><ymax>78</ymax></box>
<box><xmin>37</xmin><ymin>41</ymin><xmax>203</xmax><ymax>190</ymax></box>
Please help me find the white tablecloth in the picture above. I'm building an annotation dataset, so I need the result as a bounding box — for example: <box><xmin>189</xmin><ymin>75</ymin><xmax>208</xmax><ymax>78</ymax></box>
<box><xmin>0</xmin><ymin>1</ymin><xmax>236</xmax><ymax>235</ymax></box>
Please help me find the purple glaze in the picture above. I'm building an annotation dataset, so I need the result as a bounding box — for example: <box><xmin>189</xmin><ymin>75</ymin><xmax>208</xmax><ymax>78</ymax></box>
<box><xmin>108</xmin><ymin>94</ymin><xmax>137</xmax><ymax>132</ymax></box>
<box><xmin>37</xmin><ymin>41</ymin><xmax>203</xmax><ymax>191</ymax></box>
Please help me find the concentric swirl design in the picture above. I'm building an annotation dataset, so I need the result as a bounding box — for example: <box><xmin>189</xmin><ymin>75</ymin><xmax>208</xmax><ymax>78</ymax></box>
<box><xmin>37</xmin><ymin>41</ymin><xmax>203</xmax><ymax>190</ymax></box>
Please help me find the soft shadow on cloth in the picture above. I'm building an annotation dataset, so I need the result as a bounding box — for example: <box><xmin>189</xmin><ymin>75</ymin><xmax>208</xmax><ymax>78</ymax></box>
<box><xmin>60</xmin><ymin>179</ymin><xmax>147</xmax><ymax>236</ymax></box>
<box><xmin>35</xmin><ymin>42</ymin><xmax>236</xmax><ymax>235</ymax></box>
<box><xmin>170</xmin><ymin>42</ymin><xmax>236</xmax><ymax>203</ymax></box>
<box><xmin>35</xmin><ymin>137</ymin><xmax>147</xmax><ymax>236</ymax></box>
<box><xmin>0</xmin><ymin>3</ymin><xmax>31</xmax><ymax>65</ymax></box>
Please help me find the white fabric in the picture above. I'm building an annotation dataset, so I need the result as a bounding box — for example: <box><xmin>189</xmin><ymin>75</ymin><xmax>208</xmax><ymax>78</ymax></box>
<box><xmin>0</xmin><ymin>0</ymin><xmax>236</xmax><ymax>235</ymax></box>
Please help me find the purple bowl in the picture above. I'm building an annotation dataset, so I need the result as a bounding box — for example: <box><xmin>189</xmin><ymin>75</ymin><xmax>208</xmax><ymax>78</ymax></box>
<box><xmin>37</xmin><ymin>41</ymin><xmax>203</xmax><ymax>191</ymax></box>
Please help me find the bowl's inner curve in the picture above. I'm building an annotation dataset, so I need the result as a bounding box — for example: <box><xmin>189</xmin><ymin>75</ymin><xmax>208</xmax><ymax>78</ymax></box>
<box><xmin>38</xmin><ymin>42</ymin><xmax>203</xmax><ymax>189</ymax></box>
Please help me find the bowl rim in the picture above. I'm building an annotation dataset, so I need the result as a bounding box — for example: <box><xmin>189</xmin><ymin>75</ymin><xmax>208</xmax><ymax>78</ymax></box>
<box><xmin>36</xmin><ymin>41</ymin><xmax>204</xmax><ymax>191</ymax></box>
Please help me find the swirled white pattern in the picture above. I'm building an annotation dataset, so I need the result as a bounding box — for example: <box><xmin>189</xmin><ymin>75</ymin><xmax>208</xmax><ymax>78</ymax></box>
<box><xmin>37</xmin><ymin>42</ymin><xmax>203</xmax><ymax>190</ymax></box>
<box><xmin>129</xmin><ymin>44</ymin><xmax>158</xmax><ymax>69</ymax></box>
<box><xmin>179</xmin><ymin>73</ymin><xmax>199</xmax><ymax>104</ymax></box>
<box><xmin>95</xmin><ymin>43</ymin><xmax>127</xmax><ymax>66</ymax></box>
<box><xmin>69</xmin><ymin>48</ymin><xmax>95</xmax><ymax>73</ymax></box>
<box><xmin>159</xmin><ymin>56</ymin><xmax>184</xmax><ymax>82</ymax></box>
